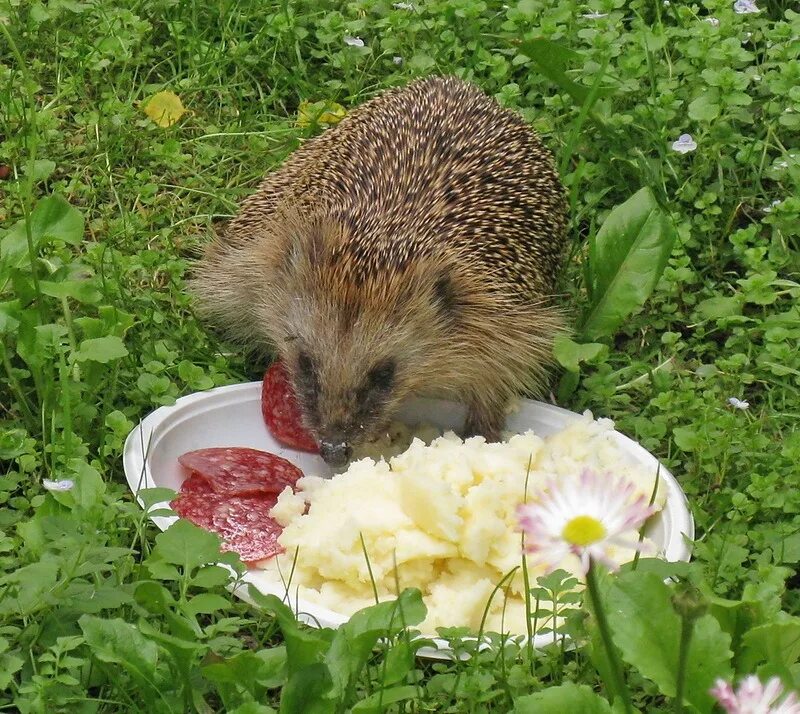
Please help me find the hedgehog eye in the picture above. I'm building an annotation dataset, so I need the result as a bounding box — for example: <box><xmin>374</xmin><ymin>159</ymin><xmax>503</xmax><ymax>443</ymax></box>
<box><xmin>366</xmin><ymin>359</ymin><xmax>395</xmax><ymax>391</ymax></box>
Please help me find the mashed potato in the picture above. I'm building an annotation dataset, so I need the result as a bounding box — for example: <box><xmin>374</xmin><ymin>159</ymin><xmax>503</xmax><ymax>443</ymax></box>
<box><xmin>262</xmin><ymin>413</ymin><xmax>667</xmax><ymax>636</ymax></box>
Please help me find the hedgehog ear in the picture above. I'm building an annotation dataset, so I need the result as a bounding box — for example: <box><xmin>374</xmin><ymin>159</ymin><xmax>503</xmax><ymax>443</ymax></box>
<box><xmin>433</xmin><ymin>271</ymin><xmax>459</xmax><ymax>318</ymax></box>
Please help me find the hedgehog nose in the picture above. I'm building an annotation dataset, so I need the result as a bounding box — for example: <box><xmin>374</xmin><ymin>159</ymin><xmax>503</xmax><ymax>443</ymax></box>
<box><xmin>319</xmin><ymin>439</ymin><xmax>353</xmax><ymax>467</ymax></box>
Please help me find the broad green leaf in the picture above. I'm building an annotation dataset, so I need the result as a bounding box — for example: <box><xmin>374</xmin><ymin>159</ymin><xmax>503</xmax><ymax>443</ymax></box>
<box><xmin>673</xmin><ymin>426</ymin><xmax>701</xmax><ymax>452</ymax></box>
<box><xmin>352</xmin><ymin>685</ymin><xmax>419</xmax><ymax>713</ymax></box>
<box><xmin>191</xmin><ymin>565</ymin><xmax>231</xmax><ymax>589</ymax></box>
<box><xmin>254</xmin><ymin>647</ymin><xmax>290</xmax><ymax>688</ymax></box>
<box><xmin>203</xmin><ymin>649</ymin><xmax>287</xmax><ymax>709</ymax></box>
<box><xmin>1</xmin><ymin>194</ymin><xmax>83</xmax><ymax>273</ymax></box>
<box><xmin>581</xmin><ymin>188</ymin><xmax>677</xmax><ymax>341</ymax></box>
<box><xmin>67</xmin><ymin>458</ymin><xmax>107</xmax><ymax>510</ymax></box>
<box><xmin>28</xmin><ymin>193</ymin><xmax>84</xmax><ymax>246</ymax></box>
<box><xmin>0</xmin><ymin>300</ymin><xmax>20</xmax><ymax>333</ymax></box>
<box><xmin>74</xmin><ymin>305</ymin><xmax>135</xmax><ymax>338</ymax></box>
<box><xmin>150</xmin><ymin>519</ymin><xmax>223</xmax><ymax>573</ymax></box>
<box><xmin>137</xmin><ymin>487</ymin><xmax>178</xmax><ymax>509</ymax></box>
<box><xmin>72</xmin><ymin>336</ymin><xmax>128</xmax><ymax>363</ymax></box>
<box><xmin>144</xmin><ymin>90</ymin><xmax>186</xmax><ymax>128</ymax></box>
<box><xmin>183</xmin><ymin>593</ymin><xmax>231</xmax><ymax>615</ymax></box>
<box><xmin>380</xmin><ymin>639</ymin><xmax>415</xmax><ymax>686</ymax></box>
<box><xmin>740</xmin><ymin>618</ymin><xmax>800</xmax><ymax>676</ymax></box>
<box><xmin>325</xmin><ymin>589</ymin><xmax>426</xmax><ymax>702</ymax></box>
<box><xmin>135</xmin><ymin>581</ymin><xmax>176</xmax><ymax>615</ymax></box>
<box><xmin>618</xmin><ymin>558</ymin><xmax>692</xmax><ymax>580</ymax></box>
<box><xmin>0</xmin><ymin>222</ymin><xmax>30</xmax><ymax>273</ymax></box>
<box><xmin>602</xmin><ymin>571</ymin><xmax>732</xmax><ymax>712</ymax></box>
<box><xmin>0</xmin><ymin>651</ymin><xmax>24</xmax><ymax>691</ymax></box>
<box><xmin>64</xmin><ymin>582</ymin><xmax>134</xmax><ymax>613</ymax></box>
<box><xmin>138</xmin><ymin>608</ymin><xmax>201</xmax><ymax>645</ymax></box>
<box><xmin>695</xmin><ymin>295</ymin><xmax>744</xmax><ymax>320</ymax></box>
<box><xmin>279</xmin><ymin>663</ymin><xmax>335</xmax><ymax>714</ymax></box>
<box><xmin>25</xmin><ymin>159</ymin><xmax>56</xmax><ymax>182</ymax></box>
<box><xmin>247</xmin><ymin>588</ymin><xmax>335</xmax><ymax>673</ymax></box>
<box><xmin>557</xmin><ymin>370</ymin><xmax>580</xmax><ymax>402</ymax></box>
<box><xmin>0</xmin><ymin>561</ymin><xmax>60</xmax><ymax>616</ymax></box>
<box><xmin>40</xmin><ymin>279</ymin><xmax>102</xmax><ymax>304</ymax></box>
<box><xmin>708</xmin><ymin>596</ymin><xmax>765</xmax><ymax>667</ymax></box>
<box><xmin>553</xmin><ymin>336</ymin><xmax>608</xmax><ymax>373</ymax></box>
<box><xmin>688</xmin><ymin>93</ymin><xmax>720</xmax><ymax>122</ymax></box>
<box><xmin>514</xmin><ymin>682</ymin><xmax>613</xmax><ymax>713</ymax></box>
<box><xmin>79</xmin><ymin>615</ymin><xmax>160</xmax><ymax>688</ymax></box>
<box><xmin>519</xmin><ymin>39</ymin><xmax>614</xmax><ymax>106</ymax></box>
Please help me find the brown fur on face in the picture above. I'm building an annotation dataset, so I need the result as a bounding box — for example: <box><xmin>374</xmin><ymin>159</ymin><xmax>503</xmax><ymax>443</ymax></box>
<box><xmin>190</xmin><ymin>76</ymin><xmax>569</xmax><ymax>452</ymax></box>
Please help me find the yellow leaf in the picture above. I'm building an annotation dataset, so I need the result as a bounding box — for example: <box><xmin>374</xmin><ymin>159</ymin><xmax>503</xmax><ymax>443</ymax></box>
<box><xmin>144</xmin><ymin>90</ymin><xmax>186</xmax><ymax>128</ymax></box>
<box><xmin>296</xmin><ymin>99</ymin><xmax>346</xmax><ymax>129</ymax></box>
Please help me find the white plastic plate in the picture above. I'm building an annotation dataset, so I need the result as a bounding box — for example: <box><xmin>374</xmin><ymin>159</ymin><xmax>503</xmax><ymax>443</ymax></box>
<box><xmin>123</xmin><ymin>381</ymin><xmax>694</xmax><ymax>659</ymax></box>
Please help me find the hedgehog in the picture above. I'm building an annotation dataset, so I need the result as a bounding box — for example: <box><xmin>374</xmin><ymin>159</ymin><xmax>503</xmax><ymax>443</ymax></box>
<box><xmin>192</xmin><ymin>75</ymin><xmax>568</xmax><ymax>466</ymax></box>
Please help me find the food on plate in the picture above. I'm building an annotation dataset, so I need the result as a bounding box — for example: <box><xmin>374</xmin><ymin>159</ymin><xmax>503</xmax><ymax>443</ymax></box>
<box><xmin>261</xmin><ymin>361</ymin><xmax>319</xmax><ymax>453</ymax></box>
<box><xmin>178</xmin><ymin>447</ymin><xmax>302</xmax><ymax>495</ymax></box>
<box><xmin>262</xmin><ymin>414</ymin><xmax>667</xmax><ymax>635</ymax></box>
<box><xmin>170</xmin><ymin>446</ymin><xmax>298</xmax><ymax>564</ymax></box>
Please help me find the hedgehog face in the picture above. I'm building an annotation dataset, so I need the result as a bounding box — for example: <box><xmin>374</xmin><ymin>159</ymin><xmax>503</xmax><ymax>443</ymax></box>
<box><xmin>257</xmin><ymin>214</ymin><xmax>475</xmax><ymax>466</ymax></box>
<box><xmin>289</xmin><ymin>346</ymin><xmax>400</xmax><ymax>465</ymax></box>
<box><xmin>273</xmin><ymin>267</ymin><xmax>455</xmax><ymax>466</ymax></box>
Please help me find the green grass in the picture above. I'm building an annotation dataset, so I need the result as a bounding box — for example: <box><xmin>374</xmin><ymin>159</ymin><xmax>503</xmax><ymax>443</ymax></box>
<box><xmin>1</xmin><ymin>0</ymin><xmax>799</xmax><ymax>712</ymax></box>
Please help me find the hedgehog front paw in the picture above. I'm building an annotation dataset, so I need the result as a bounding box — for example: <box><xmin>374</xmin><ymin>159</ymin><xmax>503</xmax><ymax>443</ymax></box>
<box><xmin>463</xmin><ymin>404</ymin><xmax>504</xmax><ymax>443</ymax></box>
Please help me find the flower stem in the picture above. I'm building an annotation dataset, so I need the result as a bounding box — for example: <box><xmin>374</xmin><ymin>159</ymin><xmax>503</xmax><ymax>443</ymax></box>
<box><xmin>674</xmin><ymin>615</ymin><xmax>694</xmax><ymax>714</ymax></box>
<box><xmin>585</xmin><ymin>562</ymin><xmax>633</xmax><ymax>714</ymax></box>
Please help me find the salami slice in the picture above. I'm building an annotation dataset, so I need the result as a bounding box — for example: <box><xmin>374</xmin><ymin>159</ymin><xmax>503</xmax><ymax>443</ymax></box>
<box><xmin>179</xmin><ymin>472</ymin><xmax>213</xmax><ymax>495</ymax></box>
<box><xmin>178</xmin><ymin>447</ymin><xmax>302</xmax><ymax>496</ymax></box>
<box><xmin>212</xmin><ymin>495</ymin><xmax>284</xmax><ymax>564</ymax></box>
<box><xmin>261</xmin><ymin>361</ymin><xmax>319</xmax><ymax>453</ymax></box>
<box><xmin>171</xmin><ymin>490</ymin><xmax>283</xmax><ymax>565</ymax></box>
<box><xmin>169</xmin><ymin>490</ymin><xmax>223</xmax><ymax>530</ymax></box>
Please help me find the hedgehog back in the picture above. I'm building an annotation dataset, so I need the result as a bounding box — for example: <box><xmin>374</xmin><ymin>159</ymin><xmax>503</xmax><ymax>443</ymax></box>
<box><xmin>291</xmin><ymin>76</ymin><xmax>567</xmax><ymax>299</ymax></box>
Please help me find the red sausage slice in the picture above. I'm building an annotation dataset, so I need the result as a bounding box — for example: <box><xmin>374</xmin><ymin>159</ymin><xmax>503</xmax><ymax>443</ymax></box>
<box><xmin>178</xmin><ymin>447</ymin><xmax>302</xmax><ymax>496</ymax></box>
<box><xmin>179</xmin><ymin>472</ymin><xmax>214</xmax><ymax>495</ymax></box>
<box><xmin>170</xmin><ymin>490</ymin><xmax>283</xmax><ymax>565</ymax></box>
<box><xmin>261</xmin><ymin>361</ymin><xmax>319</xmax><ymax>453</ymax></box>
<box><xmin>170</xmin><ymin>490</ymin><xmax>222</xmax><ymax>530</ymax></box>
<box><xmin>212</xmin><ymin>495</ymin><xmax>284</xmax><ymax>564</ymax></box>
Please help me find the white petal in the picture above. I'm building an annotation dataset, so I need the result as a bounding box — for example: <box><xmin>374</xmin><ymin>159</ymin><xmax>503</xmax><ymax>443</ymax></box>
<box><xmin>43</xmin><ymin>479</ymin><xmax>75</xmax><ymax>492</ymax></box>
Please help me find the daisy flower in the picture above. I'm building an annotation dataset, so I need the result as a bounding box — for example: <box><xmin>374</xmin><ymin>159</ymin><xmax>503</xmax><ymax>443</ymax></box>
<box><xmin>344</xmin><ymin>36</ymin><xmax>365</xmax><ymax>48</ymax></box>
<box><xmin>517</xmin><ymin>468</ymin><xmax>657</xmax><ymax>575</ymax></box>
<box><xmin>728</xmin><ymin>397</ymin><xmax>750</xmax><ymax>410</ymax></box>
<box><xmin>710</xmin><ymin>675</ymin><xmax>800</xmax><ymax>714</ymax></box>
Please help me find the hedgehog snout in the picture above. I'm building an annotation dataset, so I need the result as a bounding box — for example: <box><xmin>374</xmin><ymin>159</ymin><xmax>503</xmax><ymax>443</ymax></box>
<box><xmin>319</xmin><ymin>434</ymin><xmax>353</xmax><ymax>467</ymax></box>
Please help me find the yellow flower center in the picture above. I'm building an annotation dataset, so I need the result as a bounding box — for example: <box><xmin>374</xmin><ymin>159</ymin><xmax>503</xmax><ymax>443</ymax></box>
<box><xmin>562</xmin><ymin>515</ymin><xmax>606</xmax><ymax>546</ymax></box>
